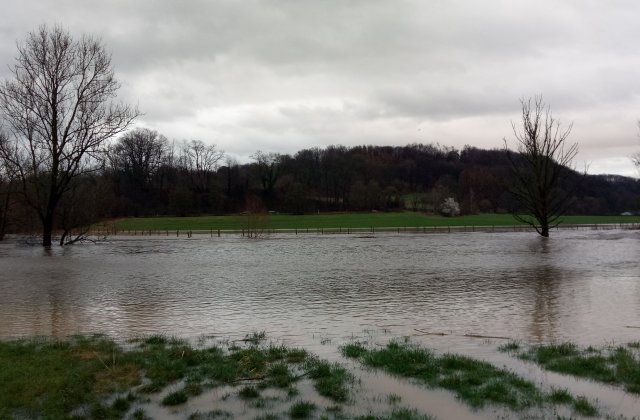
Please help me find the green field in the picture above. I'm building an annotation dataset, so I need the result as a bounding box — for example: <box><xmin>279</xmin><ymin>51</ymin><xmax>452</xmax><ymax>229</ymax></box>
<box><xmin>110</xmin><ymin>212</ymin><xmax>640</xmax><ymax>232</ymax></box>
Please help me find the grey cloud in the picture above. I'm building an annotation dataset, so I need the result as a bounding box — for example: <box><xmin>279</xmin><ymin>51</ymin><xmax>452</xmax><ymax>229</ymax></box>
<box><xmin>1</xmin><ymin>0</ymin><xmax>640</xmax><ymax>175</ymax></box>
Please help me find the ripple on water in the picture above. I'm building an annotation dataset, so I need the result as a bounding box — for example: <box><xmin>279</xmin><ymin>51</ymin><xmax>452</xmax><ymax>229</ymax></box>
<box><xmin>0</xmin><ymin>230</ymin><xmax>638</xmax><ymax>346</ymax></box>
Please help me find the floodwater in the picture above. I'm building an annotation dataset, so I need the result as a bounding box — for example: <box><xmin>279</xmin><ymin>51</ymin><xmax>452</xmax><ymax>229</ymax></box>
<box><xmin>1</xmin><ymin>229</ymin><xmax>639</xmax><ymax>344</ymax></box>
<box><xmin>1</xmin><ymin>229</ymin><xmax>640</xmax><ymax>418</ymax></box>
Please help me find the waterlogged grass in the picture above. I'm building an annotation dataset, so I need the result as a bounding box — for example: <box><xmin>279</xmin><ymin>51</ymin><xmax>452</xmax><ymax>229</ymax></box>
<box><xmin>289</xmin><ymin>400</ymin><xmax>316</xmax><ymax>418</ymax></box>
<box><xmin>342</xmin><ymin>341</ymin><xmax>598</xmax><ymax>415</ymax></box>
<box><xmin>112</xmin><ymin>212</ymin><xmax>640</xmax><ymax>232</ymax></box>
<box><xmin>0</xmin><ymin>334</ymin><xmax>136</xmax><ymax>418</ymax></box>
<box><xmin>188</xmin><ymin>410</ymin><xmax>233</xmax><ymax>419</ymax></box>
<box><xmin>573</xmin><ymin>396</ymin><xmax>599</xmax><ymax>417</ymax></box>
<box><xmin>162</xmin><ymin>390</ymin><xmax>188</xmax><ymax>406</ymax></box>
<box><xmin>1</xmin><ymin>333</ymin><xmax>614</xmax><ymax>419</ymax></box>
<box><xmin>0</xmin><ymin>334</ymin><xmax>347</xmax><ymax>419</ymax></box>
<box><xmin>238</xmin><ymin>385</ymin><xmax>261</xmax><ymax>399</ymax></box>
<box><xmin>502</xmin><ymin>341</ymin><xmax>640</xmax><ymax>394</ymax></box>
<box><xmin>356</xmin><ymin>407</ymin><xmax>435</xmax><ymax>420</ymax></box>
<box><xmin>305</xmin><ymin>358</ymin><xmax>354</xmax><ymax>402</ymax></box>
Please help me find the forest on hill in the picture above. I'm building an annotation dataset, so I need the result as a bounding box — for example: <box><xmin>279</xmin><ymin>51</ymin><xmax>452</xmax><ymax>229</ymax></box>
<box><xmin>1</xmin><ymin>129</ymin><xmax>639</xmax><ymax>238</ymax></box>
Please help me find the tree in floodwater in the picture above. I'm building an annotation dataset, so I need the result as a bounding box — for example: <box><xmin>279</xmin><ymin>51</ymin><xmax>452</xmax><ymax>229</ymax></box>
<box><xmin>245</xmin><ymin>194</ymin><xmax>270</xmax><ymax>238</ymax></box>
<box><xmin>633</xmin><ymin>122</ymin><xmax>640</xmax><ymax>173</ymax></box>
<box><xmin>504</xmin><ymin>97</ymin><xmax>579</xmax><ymax>237</ymax></box>
<box><xmin>0</xmin><ymin>153</ymin><xmax>17</xmax><ymax>240</ymax></box>
<box><xmin>0</xmin><ymin>25</ymin><xmax>138</xmax><ymax>246</ymax></box>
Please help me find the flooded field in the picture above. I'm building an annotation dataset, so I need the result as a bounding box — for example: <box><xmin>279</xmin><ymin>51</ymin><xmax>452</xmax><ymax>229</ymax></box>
<box><xmin>1</xmin><ymin>230</ymin><xmax>639</xmax><ymax>418</ymax></box>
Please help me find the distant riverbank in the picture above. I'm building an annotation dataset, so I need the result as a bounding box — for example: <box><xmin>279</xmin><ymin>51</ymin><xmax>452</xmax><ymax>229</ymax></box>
<box><xmin>110</xmin><ymin>212</ymin><xmax>640</xmax><ymax>233</ymax></box>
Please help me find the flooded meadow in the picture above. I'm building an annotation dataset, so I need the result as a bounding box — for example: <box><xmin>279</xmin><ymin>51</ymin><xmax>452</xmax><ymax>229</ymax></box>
<box><xmin>1</xmin><ymin>230</ymin><xmax>639</xmax><ymax>419</ymax></box>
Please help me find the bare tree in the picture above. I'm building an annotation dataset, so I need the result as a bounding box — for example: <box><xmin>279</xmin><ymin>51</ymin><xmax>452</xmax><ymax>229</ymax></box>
<box><xmin>57</xmin><ymin>175</ymin><xmax>110</xmax><ymax>245</ymax></box>
<box><xmin>108</xmin><ymin>128</ymin><xmax>168</xmax><ymax>189</ymax></box>
<box><xmin>179</xmin><ymin>139</ymin><xmax>224</xmax><ymax>192</ymax></box>
<box><xmin>180</xmin><ymin>140</ymin><xmax>224</xmax><ymax>173</ymax></box>
<box><xmin>244</xmin><ymin>193</ymin><xmax>269</xmax><ymax>238</ymax></box>
<box><xmin>251</xmin><ymin>150</ymin><xmax>283</xmax><ymax>197</ymax></box>
<box><xmin>0</xmin><ymin>144</ymin><xmax>17</xmax><ymax>240</ymax></box>
<box><xmin>504</xmin><ymin>97</ymin><xmax>579</xmax><ymax>237</ymax></box>
<box><xmin>633</xmin><ymin>122</ymin><xmax>640</xmax><ymax>172</ymax></box>
<box><xmin>0</xmin><ymin>25</ymin><xmax>138</xmax><ymax>246</ymax></box>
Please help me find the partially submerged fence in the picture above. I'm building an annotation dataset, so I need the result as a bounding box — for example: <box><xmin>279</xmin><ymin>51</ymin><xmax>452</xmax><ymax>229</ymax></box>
<box><xmin>92</xmin><ymin>223</ymin><xmax>640</xmax><ymax>238</ymax></box>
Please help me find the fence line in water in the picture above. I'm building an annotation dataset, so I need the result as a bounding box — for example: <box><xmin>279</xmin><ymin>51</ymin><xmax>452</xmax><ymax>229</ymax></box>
<box><xmin>91</xmin><ymin>223</ymin><xmax>640</xmax><ymax>238</ymax></box>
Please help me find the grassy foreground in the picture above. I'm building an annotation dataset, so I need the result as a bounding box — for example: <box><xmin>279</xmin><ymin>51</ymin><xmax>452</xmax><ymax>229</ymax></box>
<box><xmin>343</xmin><ymin>341</ymin><xmax>599</xmax><ymax>417</ymax></box>
<box><xmin>1</xmin><ymin>333</ymin><xmax>617</xmax><ymax>419</ymax></box>
<box><xmin>0</xmin><ymin>333</ymin><xmax>353</xmax><ymax>419</ymax></box>
<box><xmin>111</xmin><ymin>212</ymin><xmax>640</xmax><ymax>232</ymax></box>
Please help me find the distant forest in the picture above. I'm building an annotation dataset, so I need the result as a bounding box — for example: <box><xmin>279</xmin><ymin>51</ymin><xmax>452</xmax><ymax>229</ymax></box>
<box><xmin>1</xmin><ymin>130</ymin><xmax>639</xmax><ymax>235</ymax></box>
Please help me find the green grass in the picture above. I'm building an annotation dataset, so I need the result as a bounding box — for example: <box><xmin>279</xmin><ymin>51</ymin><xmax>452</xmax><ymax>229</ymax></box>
<box><xmin>289</xmin><ymin>400</ymin><xmax>316</xmax><ymax>418</ymax></box>
<box><xmin>110</xmin><ymin>212</ymin><xmax>640</xmax><ymax>232</ymax></box>
<box><xmin>573</xmin><ymin>396</ymin><xmax>599</xmax><ymax>417</ymax></box>
<box><xmin>503</xmin><ymin>342</ymin><xmax>640</xmax><ymax>394</ymax></box>
<box><xmin>131</xmin><ymin>408</ymin><xmax>152</xmax><ymax>420</ymax></box>
<box><xmin>238</xmin><ymin>385</ymin><xmax>260</xmax><ymax>399</ymax></box>
<box><xmin>498</xmin><ymin>341</ymin><xmax>521</xmax><ymax>352</ymax></box>
<box><xmin>162</xmin><ymin>390</ymin><xmax>188</xmax><ymax>406</ymax></box>
<box><xmin>342</xmin><ymin>341</ymin><xmax>597</xmax><ymax>415</ymax></box>
<box><xmin>0</xmin><ymin>334</ymin><xmax>327</xmax><ymax>419</ymax></box>
<box><xmin>549</xmin><ymin>388</ymin><xmax>573</xmax><ymax>404</ymax></box>
<box><xmin>305</xmin><ymin>358</ymin><xmax>353</xmax><ymax>402</ymax></box>
<box><xmin>0</xmin><ymin>334</ymin><xmax>136</xmax><ymax>418</ymax></box>
<box><xmin>188</xmin><ymin>409</ymin><xmax>233</xmax><ymax>419</ymax></box>
<box><xmin>356</xmin><ymin>407</ymin><xmax>435</xmax><ymax>420</ymax></box>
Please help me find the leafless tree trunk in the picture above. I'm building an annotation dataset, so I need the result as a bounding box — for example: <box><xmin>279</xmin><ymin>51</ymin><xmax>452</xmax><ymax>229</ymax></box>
<box><xmin>0</xmin><ymin>25</ymin><xmax>138</xmax><ymax>246</ymax></box>
<box><xmin>0</xmin><ymin>167</ymin><xmax>15</xmax><ymax>240</ymax></box>
<box><xmin>245</xmin><ymin>194</ymin><xmax>269</xmax><ymax>238</ymax></box>
<box><xmin>504</xmin><ymin>97</ymin><xmax>580</xmax><ymax>237</ymax></box>
<box><xmin>633</xmin><ymin>122</ymin><xmax>640</xmax><ymax>172</ymax></box>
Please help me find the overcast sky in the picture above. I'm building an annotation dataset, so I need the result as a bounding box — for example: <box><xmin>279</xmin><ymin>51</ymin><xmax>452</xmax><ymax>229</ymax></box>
<box><xmin>2</xmin><ymin>0</ymin><xmax>640</xmax><ymax>176</ymax></box>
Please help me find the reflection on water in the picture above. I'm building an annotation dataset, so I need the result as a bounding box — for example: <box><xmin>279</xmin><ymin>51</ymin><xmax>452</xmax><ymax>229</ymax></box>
<box><xmin>1</xmin><ymin>230</ymin><xmax>639</xmax><ymax>346</ymax></box>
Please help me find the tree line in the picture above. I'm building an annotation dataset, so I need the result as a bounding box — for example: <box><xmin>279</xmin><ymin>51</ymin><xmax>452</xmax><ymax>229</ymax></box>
<box><xmin>2</xmin><ymin>129</ymin><xmax>639</xmax><ymax>238</ymax></box>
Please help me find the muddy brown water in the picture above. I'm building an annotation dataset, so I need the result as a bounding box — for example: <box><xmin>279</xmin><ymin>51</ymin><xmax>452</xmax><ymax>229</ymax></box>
<box><xmin>1</xmin><ymin>230</ymin><xmax>640</xmax><ymax>418</ymax></box>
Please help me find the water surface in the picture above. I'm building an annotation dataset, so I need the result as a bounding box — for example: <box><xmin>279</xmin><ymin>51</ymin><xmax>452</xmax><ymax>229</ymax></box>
<box><xmin>1</xmin><ymin>230</ymin><xmax>638</xmax><ymax>346</ymax></box>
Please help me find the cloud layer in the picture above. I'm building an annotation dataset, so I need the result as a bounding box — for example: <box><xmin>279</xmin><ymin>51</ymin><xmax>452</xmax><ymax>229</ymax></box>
<box><xmin>1</xmin><ymin>0</ymin><xmax>639</xmax><ymax>175</ymax></box>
